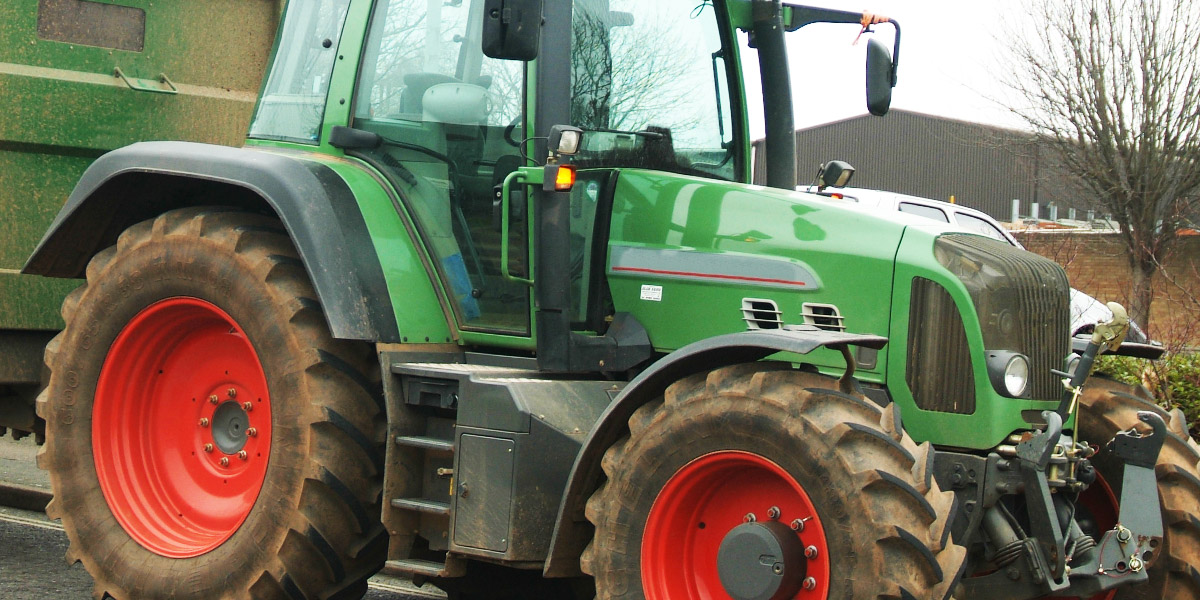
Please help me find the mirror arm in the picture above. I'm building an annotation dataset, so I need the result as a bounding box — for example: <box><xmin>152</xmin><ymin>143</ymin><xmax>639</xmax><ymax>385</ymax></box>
<box><xmin>781</xmin><ymin>5</ymin><xmax>865</xmax><ymax>30</ymax></box>
<box><xmin>781</xmin><ymin>5</ymin><xmax>901</xmax><ymax>84</ymax></box>
<box><xmin>886</xmin><ymin>20</ymin><xmax>901</xmax><ymax>85</ymax></box>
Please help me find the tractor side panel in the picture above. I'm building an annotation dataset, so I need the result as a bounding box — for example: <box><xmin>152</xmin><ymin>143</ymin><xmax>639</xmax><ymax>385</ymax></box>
<box><xmin>449</xmin><ymin>378</ymin><xmax>620</xmax><ymax>563</ymax></box>
<box><xmin>604</xmin><ymin>170</ymin><xmax>905</xmax><ymax>378</ymax></box>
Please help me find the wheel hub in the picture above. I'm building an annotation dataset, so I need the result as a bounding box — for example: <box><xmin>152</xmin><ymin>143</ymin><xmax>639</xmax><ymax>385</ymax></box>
<box><xmin>641</xmin><ymin>451</ymin><xmax>829</xmax><ymax>599</ymax></box>
<box><xmin>210</xmin><ymin>400</ymin><xmax>250</xmax><ymax>454</ymax></box>
<box><xmin>718</xmin><ymin>520</ymin><xmax>806</xmax><ymax>600</ymax></box>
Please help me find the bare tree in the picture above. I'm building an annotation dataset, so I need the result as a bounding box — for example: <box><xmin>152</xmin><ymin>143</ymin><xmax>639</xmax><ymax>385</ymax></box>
<box><xmin>1004</xmin><ymin>0</ymin><xmax>1200</xmax><ymax>330</ymax></box>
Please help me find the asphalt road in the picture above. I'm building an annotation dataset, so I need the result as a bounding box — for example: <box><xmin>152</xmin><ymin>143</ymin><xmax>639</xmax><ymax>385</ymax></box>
<box><xmin>0</xmin><ymin>436</ymin><xmax>443</xmax><ymax>600</ymax></box>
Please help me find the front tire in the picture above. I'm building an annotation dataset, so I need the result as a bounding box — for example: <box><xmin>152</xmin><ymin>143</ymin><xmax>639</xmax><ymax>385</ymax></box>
<box><xmin>581</xmin><ymin>364</ymin><xmax>966</xmax><ymax>600</ymax></box>
<box><xmin>36</xmin><ymin>208</ymin><xmax>386</xmax><ymax>599</ymax></box>
<box><xmin>1078</xmin><ymin>377</ymin><xmax>1200</xmax><ymax>600</ymax></box>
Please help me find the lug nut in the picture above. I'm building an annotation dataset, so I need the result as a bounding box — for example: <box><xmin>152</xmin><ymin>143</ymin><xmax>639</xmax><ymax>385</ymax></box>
<box><xmin>219</xmin><ymin>457</ymin><xmax>230</xmax><ymax>467</ymax></box>
<box><xmin>791</xmin><ymin>518</ymin><xmax>806</xmax><ymax>532</ymax></box>
<box><xmin>803</xmin><ymin>577</ymin><xmax>817</xmax><ymax>591</ymax></box>
<box><xmin>767</xmin><ymin>506</ymin><xmax>781</xmax><ymax>519</ymax></box>
<box><xmin>805</xmin><ymin>545</ymin><xmax>819</xmax><ymax>559</ymax></box>
<box><xmin>246</xmin><ymin>427</ymin><xmax>257</xmax><ymax>437</ymax></box>
<box><xmin>243</xmin><ymin>401</ymin><xmax>254</xmax><ymax>412</ymax></box>
<box><xmin>208</xmin><ymin>395</ymin><xmax>219</xmax><ymax>405</ymax></box>
<box><xmin>203</xmin><ymin>444</ymin><xmax>214</xmax><ymax>453</ymax></box>
<box><xmin>199</xmin><ymin>418</ymin><xmax>209</xmax><ymax>427</ymax></box>
<box><xmin>227</xmin><ymin>388</ymin><xmax>237</xmax><ymax>398</ymax></box>
<box><xmin>237</xmin><ymin>450</ymin><xmax>248</xmax><ymax>460</ymax></box>
<box><xmin>743</xmin><ymin>513</ymin><xmax>756</xmax><ymax>523</ymax></box>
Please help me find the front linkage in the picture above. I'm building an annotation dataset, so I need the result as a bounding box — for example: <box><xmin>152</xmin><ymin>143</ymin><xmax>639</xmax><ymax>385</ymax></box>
<box><xmin>934</xmin><ymin>305</ymin><xmax>1168</xmax><ymax>599</ymax></box>
<box><xmin>936</xmin><ymin>411</ymin><xmax>1166</xmax><ymax>598</ymax></box>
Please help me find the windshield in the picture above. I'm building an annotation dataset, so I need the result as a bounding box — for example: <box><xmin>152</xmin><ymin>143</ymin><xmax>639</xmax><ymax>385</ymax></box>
<box><xmin>569</xmin><ymin>0</ymin><xmax>737</xmax><ymax>181</ymax></box>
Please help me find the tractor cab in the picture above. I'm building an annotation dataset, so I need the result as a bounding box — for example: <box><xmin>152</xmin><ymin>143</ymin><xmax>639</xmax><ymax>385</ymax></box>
<box><xmin>248</xmin><ymin>0</ymin><xmax>900</xmax><ymax>372</ymax></box>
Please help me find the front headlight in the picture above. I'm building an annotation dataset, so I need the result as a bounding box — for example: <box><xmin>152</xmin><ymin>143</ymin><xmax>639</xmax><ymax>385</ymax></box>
<box><xmin>987</xmin><ymin>350</ymin><xmax>1030</xmax><ymax>398</ymax></box>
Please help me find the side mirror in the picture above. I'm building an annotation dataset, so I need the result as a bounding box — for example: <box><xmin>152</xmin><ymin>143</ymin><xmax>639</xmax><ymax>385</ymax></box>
<box><xmin>482</xmin><ymin>0</ymin><xmax>544</xmax><ymax>61</ymax></box>
<box><xmin>814</xmin><ymin>160</ymin><xmax>855</xmax><ymax>191</ymax></box>
<box><xmin>866</xmin><ymin>37</ymin><xmax>895</xmax><ymax>116</ymax></box>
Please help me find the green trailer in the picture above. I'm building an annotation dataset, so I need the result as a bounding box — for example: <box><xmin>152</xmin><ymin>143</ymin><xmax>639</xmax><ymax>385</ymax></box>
<box><xmin>0</xmin><ymin>0</ymin><xmax>280</xmax><ymax>438</ymax></box>
<box><xmin>13</xmin><ymin>0</ymin><xmax>1200</xmax><ymax>599</ymax></box>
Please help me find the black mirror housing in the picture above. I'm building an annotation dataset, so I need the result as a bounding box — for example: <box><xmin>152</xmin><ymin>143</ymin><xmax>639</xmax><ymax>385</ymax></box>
<box><xmin>482</xmin><ymin>0</ymin><xmax>544</xmax><ymax>61</ymax></box>
<box><xmin>815</xmin><ymin>160</ymin><xmax>855</xmax><ymax>191</ymax></box>
<box><xmin>866</xmin><ymin>37</ymin><xmax>894</xmax><ymax>116</ymax></box>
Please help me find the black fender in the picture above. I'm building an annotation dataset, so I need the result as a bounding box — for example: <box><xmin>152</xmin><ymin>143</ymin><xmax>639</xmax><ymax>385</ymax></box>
<box><xmin>22</xmin><ymin>141</ymin><xmax>401</xmax><ymax>342</ymax></box>
<box><xmin>543</xmin><ymin>327</ymin><xmax>888</xmax><ymax>577</ymax></box>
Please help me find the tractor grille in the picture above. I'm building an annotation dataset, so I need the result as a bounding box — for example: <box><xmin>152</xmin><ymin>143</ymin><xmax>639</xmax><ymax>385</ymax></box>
<box><xmin>908</xmin><ymin>278</ymin><xmax>975</xmax><ymax>414</ymax></box>
<box><xmin>934</xmin><ymin>235</ymin><xmax>1070</xmax><ymax>402</ymax></box>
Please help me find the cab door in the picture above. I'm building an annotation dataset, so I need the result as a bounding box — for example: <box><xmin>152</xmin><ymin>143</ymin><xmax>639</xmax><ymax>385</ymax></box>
<box><xmin>351</xmin><ymin>0</ymin><xmax>532</xmax><ymax>336</ymax></box>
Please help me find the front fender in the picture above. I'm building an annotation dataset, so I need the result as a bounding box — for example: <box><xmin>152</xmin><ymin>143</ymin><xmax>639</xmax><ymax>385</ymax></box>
<box><xmin>543</xmin><ymin>327</ymin><xmax>887</xmax><ymax>576</ymax></box>
<box><xmin>22</xmin><ymin>141</ymin><xmax>402</xmax><ymax>342</ymax></box>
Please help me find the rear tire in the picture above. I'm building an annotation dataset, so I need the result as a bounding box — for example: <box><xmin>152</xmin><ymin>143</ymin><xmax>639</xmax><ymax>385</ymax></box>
<box><xmin>581</xmin><ymin>364</ymin><xmax>966</xmax><ymax>600</ymax></box>
<box><xmin>36</xmin><ymin>208</ymin><xmax>386</xmax><ymax>599</ymax></box>
<box><xmin>1078</xmin><ymin>377</ymin><xmax>1200</xmax><ymax>600</ymax></box>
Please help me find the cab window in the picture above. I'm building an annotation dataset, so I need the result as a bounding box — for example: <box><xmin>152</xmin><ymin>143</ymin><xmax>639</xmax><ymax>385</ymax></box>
<box><xmin>250</xmin><ymin>0</ymin><xmax>351</xmax><ymax>143</ymax></box>
<box><xmin>569</xmin><ymin>0</ymin><xmax>737</xmax><ymax>181</ymax></box>
<box><xmin>955</xmin><ymin>212</ymin><xmax>1012</xmax><ymax>244</ymax></box>
<box><xmin>899</xmin><ymin>202</ymin><xmax>949</xmax><ymax>222</ymax></box>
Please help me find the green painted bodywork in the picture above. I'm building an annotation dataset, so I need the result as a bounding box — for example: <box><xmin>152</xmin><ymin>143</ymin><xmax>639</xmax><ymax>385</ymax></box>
<box><xmin>238</xmin><ymin>0</ymin><xmax>1057</xmax><ymax>451</ymax></box>
<box><xmin>0</xmin><ymin>0</ymin><xmax>281</xmax><ymax>330</ymax></box>
<box><xmin>606</xmin><ymin>170</ymin><xmax>899</xmax><ymax>376</ymax></box>
<box><xmin>887</xmin><ymin>226</ymin><xmax>1066</xmax><ymax>448</ymax></box>
<box><xmin>601</xmin><ymin>170</ymin><xmax>1052</xmax><ymax>448</ymax></box>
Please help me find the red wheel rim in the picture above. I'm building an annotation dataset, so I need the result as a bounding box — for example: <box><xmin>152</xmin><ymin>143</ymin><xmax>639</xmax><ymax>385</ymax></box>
<box><xmin>93</xmin><ymin>297</ymin><xmax>272</xmax><ymax>558</ymax></box>
<box><xmin>642</xmin><ymin>450</ymin><xmax>829</xmax><ymax>599</ymax></box>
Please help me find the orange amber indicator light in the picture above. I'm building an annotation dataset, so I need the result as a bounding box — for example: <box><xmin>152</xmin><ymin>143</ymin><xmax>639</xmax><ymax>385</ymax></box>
<box><xmin>555</xmin><ymin>165</ymin><xmax>576</xmax><ymax>191</ymax></box>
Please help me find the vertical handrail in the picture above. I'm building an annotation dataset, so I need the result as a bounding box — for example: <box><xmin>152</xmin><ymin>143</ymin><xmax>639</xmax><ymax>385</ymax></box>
<box><xmin>500</xmin><ymin>170</ymin><xmax>534</xmax><ymax>285</ymax></box>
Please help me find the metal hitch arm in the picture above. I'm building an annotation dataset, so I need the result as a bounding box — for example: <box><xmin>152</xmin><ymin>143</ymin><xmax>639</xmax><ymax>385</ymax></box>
<box><xmin>1061</xmin><ymin>411</ymin><xmax>1167</xmax><ymax>597</ymax></box>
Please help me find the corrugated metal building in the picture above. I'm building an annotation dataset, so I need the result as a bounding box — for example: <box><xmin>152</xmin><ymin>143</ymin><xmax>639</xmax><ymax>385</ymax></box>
<box><xmin>752</xmin><ymin>110</ymin><xmax>1086</xmax><ymax>221</ymax></box>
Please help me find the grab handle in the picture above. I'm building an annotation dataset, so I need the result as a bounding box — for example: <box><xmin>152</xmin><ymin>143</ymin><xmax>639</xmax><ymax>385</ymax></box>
<box><xmin>114</xmin><ymin>67</ymin><xmax>177</xmax><ymax>95</ymax></box>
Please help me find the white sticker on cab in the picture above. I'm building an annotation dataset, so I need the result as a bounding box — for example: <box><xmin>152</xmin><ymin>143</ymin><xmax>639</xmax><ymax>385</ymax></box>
<box><xmin>640</xmin><ymin>284</ymin><xmax>663</xmax><ymax>302</ymax></box>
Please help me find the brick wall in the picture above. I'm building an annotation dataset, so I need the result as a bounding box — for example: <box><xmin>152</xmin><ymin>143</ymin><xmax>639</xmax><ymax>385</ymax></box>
<box><xmin>1012</xmin><ymin>231</ymin><xmax>1200</xmax><ymax>344</ymax></box>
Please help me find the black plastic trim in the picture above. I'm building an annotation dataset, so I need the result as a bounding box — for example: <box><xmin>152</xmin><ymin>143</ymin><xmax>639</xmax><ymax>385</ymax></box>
<box><xmin>532</xmin><ymin>0</ymin><xmax>575</xmax><ymax>371</ymax></box>
<box><xmin>22</xmin><ymin>141</ymin><xmax>401</xmax><ymax>343</ymax></box>
<box><xmin>752</xmin><ymin>0</ymin><xmax>796</xmax><ymax>190</ymax></box>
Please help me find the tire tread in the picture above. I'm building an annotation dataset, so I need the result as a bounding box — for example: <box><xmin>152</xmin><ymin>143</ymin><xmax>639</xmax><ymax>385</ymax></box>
<box><xmin>39</xmin><ymin>208</ymin><xmax>386</xmax><ymax>599</ymax></box>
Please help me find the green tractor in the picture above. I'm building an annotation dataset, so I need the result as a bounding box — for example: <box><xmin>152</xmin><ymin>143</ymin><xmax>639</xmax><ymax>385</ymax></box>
<box><xmin>21</xmin><ymin>0</ymin><xmax>1199</xmax><ymax>598</ymax></box>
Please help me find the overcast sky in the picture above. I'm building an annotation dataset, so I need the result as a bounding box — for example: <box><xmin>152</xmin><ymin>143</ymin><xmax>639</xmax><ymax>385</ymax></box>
<box><xmin>742</xmin><ymin>1</ymin><xmax>1029</xmax><ymax>137</ymax></box>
